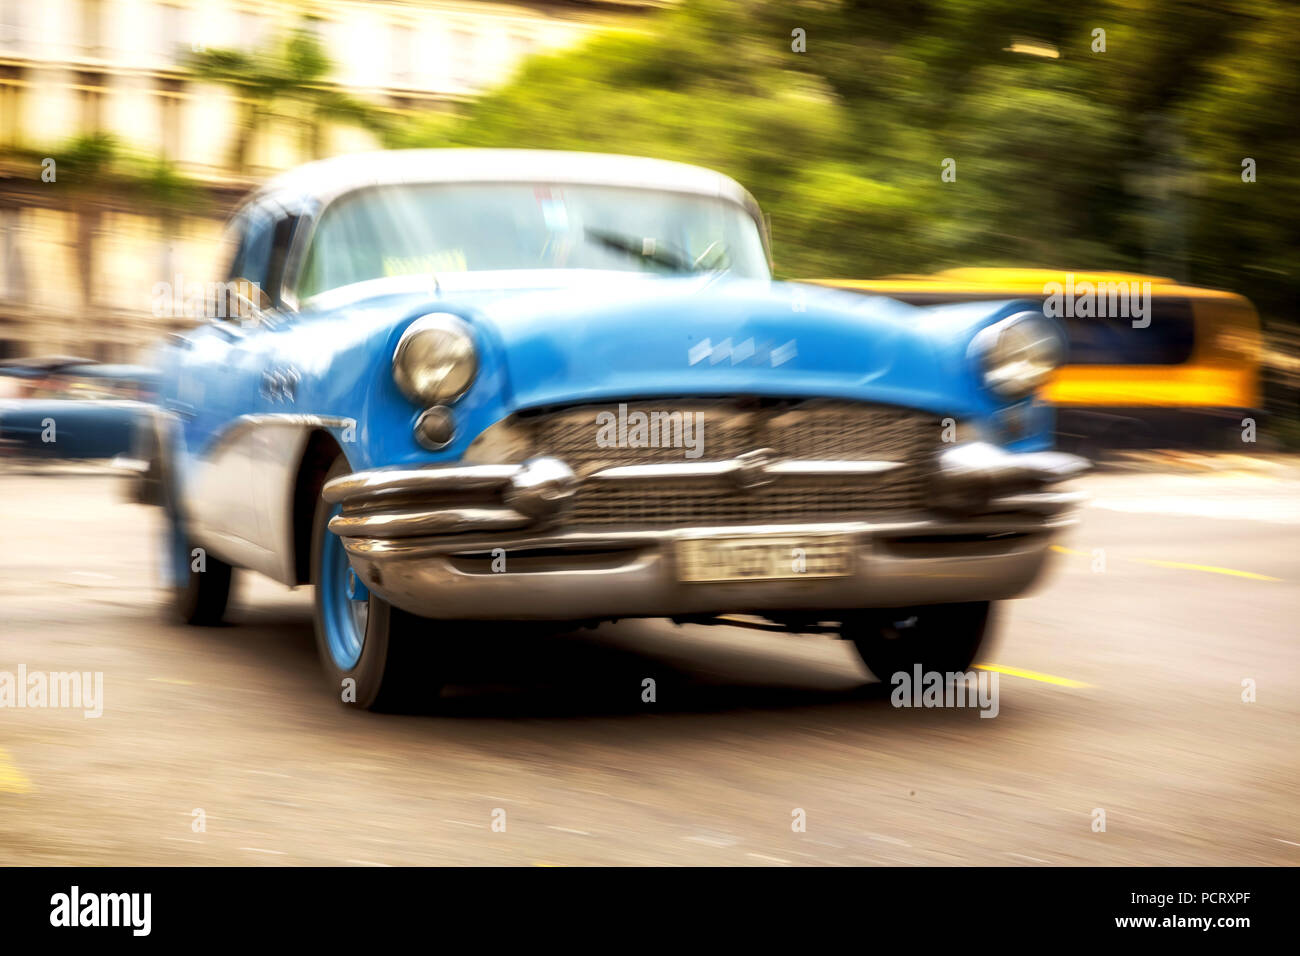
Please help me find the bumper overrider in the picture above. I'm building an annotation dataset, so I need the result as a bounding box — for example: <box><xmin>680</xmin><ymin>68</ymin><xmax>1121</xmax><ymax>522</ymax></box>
<box><xmin>322</xmin><ymin>442</ymin><xmax>1089</xmax><ymax>621</ymax></box>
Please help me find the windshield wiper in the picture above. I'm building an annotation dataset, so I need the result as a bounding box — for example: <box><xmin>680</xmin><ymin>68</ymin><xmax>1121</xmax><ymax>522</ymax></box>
<box><xmin>584</xmin><ymin>227</ymin><xmax>723</xmax><ymax>274</ymax></box>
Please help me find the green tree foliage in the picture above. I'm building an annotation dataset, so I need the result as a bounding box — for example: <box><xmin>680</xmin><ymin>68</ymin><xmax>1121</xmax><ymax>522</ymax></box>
<box><xmin>188</xmin><ymin>20</ymin><xmax>389</xmax><ymax>173</ymax></box>
<box><xmin>393</xmin><ymin>0</ymin><xmax>1297</xmax><ymax>327</ymax></box>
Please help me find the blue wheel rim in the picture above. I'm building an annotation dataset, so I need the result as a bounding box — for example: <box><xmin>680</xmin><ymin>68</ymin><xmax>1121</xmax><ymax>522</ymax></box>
<box><xmin>321</xmin><ymin>501</ymin><xmax>368</xmax><ymax>670</ymax></box>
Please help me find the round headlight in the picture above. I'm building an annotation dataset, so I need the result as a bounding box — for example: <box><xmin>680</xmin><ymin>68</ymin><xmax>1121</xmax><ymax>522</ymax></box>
<box><xmin>392</xmin><ymin>313</ymin><xmax>478</xmax><ymax>404</ymax></box>
<box><xmin>970</xmin><ymin>311</ymin><xmax>1065</xmax><ymax>398</ymax></box>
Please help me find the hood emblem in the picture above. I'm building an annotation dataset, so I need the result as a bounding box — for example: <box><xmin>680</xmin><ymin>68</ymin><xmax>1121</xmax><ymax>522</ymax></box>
<box><xmin>731</xmin><ymin>448</ymin><xmax>777</xmax><ymax>491</ymax></box>
<box><xmin>688</xmin><ymin>338</ymin><xmax>798</xmax><ymax>367</ymax></box>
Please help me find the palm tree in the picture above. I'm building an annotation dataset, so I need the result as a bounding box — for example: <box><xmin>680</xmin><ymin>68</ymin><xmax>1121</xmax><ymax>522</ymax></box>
<box><xmin>187</xmin><ymin>21</ymin><xmax>389</xmax><ymax>175</ymax></box>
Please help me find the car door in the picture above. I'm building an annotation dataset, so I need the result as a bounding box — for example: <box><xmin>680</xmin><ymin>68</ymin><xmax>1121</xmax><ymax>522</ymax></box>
<box><xmin>178</xmin><ymin>203</ymin><xmax>281</xmax><ymax>567</ymax></box>
<box><xmin>244</xmin><ymin>207</ymin><xmax>308</xmax><ymax>564</ymax></box>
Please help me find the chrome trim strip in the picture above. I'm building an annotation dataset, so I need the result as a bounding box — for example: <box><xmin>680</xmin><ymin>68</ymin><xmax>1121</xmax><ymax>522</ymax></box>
<box><xmin>326</xmin><ymin>456</ymin><xmax>907</xmax><ymax>502</ymax></box>
<box><xmin>329</xmin><ymin>507</ymin><xmax>532</xmax><ymax>538</ymax></box>
<box><xmin>588</xmin><ymin>459</ymin><xmax>903</xmax><ymax>481</ymax></box>
<box><xmin>937</xmin><ymin>441</ymin><xmax>1090</xmax><ymax>484</ymax></box>
<box><xmin>323</xmin><ymin>464</ymin><xmax>520</xmax><ymax>504</ymax></box>
<box><xmin>342</xmin><ymin>515</ymin><xmax>1073</xmax><ymax>559</ymax></box>
<box><xmin>765</xmin><ymin>460</ymin><xmax>904</xmax><ymax>475</ymax></box>
<box><xmin>203</xmin><ymin>413</ymin><xmax>355</xmax><ymax>460</ymax></box>
<box><xmin>588</xmin><ymin>461</ymin><xmax>743</xmax><ymax>480</ymax></box>
<box><xmin>983</xmin><ymin>491</ymin><xmax>1088</xmax><ymax>515</ymax></box>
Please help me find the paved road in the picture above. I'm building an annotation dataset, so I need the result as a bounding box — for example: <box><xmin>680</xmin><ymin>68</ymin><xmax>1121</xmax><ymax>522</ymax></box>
<box><xmin>1</xmin><ymin>463</ymin><xmax>1297</xmax><ymax>865</ymax></box>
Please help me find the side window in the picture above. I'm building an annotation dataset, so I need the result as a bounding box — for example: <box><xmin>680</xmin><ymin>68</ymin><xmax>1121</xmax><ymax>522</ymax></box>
<box><xmin>224</xmin><ymin>204</ymin><xmax>301</xmax><ymax>313</ymax></box>
<box><xmin>1062</xmin><ymin>298</ymin><xmax>1195</xmax><ymax>366</ymax></box>
<box><xmin>229</xmin><ymin>206</ymin><xmax>275</xmax><ymax>289</ymax></box>
<box><xmin>265</xmin><ymin>213</ymin><xmax>301</xmax><ymax>308</ymax></box>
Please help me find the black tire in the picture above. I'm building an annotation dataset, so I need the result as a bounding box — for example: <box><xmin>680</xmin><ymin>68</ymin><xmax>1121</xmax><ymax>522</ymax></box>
<box><xmin>159</xmin><ymin>442</ymin><xmax>231</xmax><ymax>626</ymax></box>
<box><xmin>170</xmin><ymin>544</ymin><xmax>233</xmax><ymax>626</ymax></box>
<box><xmin>845</xmin><ymin>602</ymin><xmax>994</xmax><ymax>683</ymax></box>
<box><xmin>310</xmin><ymin>454</ymin><xmax>443</xmax><ymax>712</ymax></box>
<box><xmin>131</xmin><ymin>411</ymin><xmax>164</xmax><ymax>506</ymax></box>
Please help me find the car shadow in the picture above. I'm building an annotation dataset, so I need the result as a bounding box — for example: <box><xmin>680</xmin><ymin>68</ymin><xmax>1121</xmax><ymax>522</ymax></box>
<box><xmin>213</xmin><ymin>589</ymin><xmax>1001</xmax><ymax>726</ymax></box>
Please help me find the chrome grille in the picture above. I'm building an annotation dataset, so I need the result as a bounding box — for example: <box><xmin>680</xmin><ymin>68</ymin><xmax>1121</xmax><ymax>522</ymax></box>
<box><xmin>529</xmin><ymin>400</ymin><xmax>935</xmax><ymax>471</ymax></box>
<box><xmin>521</xmin><ymin>400</ymin><xmax>938</xmax><ymax>528</ymax></box>
<box><xmin>568</xmin><ymin>473</ymin><xmax>926</xmax><ymax>528</ymax></box>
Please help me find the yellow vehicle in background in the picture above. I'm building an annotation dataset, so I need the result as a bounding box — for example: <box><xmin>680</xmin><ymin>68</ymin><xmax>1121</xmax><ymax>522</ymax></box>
<box><xmin>812</xmin><ymin>269</ymin><xmax>1262</xmax><ymax>453</ymax></box>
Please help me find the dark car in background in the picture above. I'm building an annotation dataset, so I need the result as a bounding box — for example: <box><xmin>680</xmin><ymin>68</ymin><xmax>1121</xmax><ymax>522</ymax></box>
<box><xmin>0</xmin><ymin>357</ymin><xmax>158</xmax><ymax>462</ymax></box>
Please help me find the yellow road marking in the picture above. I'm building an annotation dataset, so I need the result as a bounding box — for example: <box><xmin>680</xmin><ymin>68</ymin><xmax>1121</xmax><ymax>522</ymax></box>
<box><xmin>0</xmin><ymin>748</ymin><xmax>33</xmax><ymax>793</ymax></box>
<box><xmin>1052</xmin><ymin>545</ymin><xmax>1279</xmax><ymax>581</ymax></box>
<box><xmin>1132</xmin><ymin>559</ymin><xmax>1281</xmax><ymax>582</ymax></box>
<box><xmin>976</xmin><ymin>663</ymin><xmax>1090</xmax><ymax>688</ymax></box>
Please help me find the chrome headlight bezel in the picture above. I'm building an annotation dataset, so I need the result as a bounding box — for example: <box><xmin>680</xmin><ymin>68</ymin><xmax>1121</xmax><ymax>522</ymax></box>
<box><xmin>969</xmin><ymin>310</ymin><xmax>1066</xmax><ymax>399</ymax></box>
<box><xmin>392</xmin><ymin>313</ymin><xmax>478</xmax><ymax>404</ymax></box>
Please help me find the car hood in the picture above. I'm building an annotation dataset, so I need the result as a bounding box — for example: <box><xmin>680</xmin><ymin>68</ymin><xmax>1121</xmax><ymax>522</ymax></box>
<box><xmin>444</xmin><ymin>274</ymin><xmax>981</xmax><ymax>417</ymax></box>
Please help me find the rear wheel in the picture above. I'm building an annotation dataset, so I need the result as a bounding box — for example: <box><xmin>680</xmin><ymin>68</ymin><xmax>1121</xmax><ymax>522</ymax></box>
<box><xmin>844</xmin><ymin>602</ymin><xmax>994</xmax><ymax>683</ymax></box>
<box><xmin>311</xmin><ymin>454</ymin><xmax>443</xmax><ymax>711</ymax></box>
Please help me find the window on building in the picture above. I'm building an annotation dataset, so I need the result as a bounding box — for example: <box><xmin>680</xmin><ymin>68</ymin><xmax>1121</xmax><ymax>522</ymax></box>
<box><xmin>0</xmin><ymin>207</ymin><xmax>27</xmax><ymax>304</ymax></box>
<box><xmin>80</xmin><ymin>0</ymin><xmax>103</xmax><ymax>56</ymax></box>
<box><xmin>236</xmin><ymin>9</ymin><xmax>264</xmax><ymax>51</ymax></box>
<box><xmin>391</xmin><ymin>22</ymin><xmax>414</xmax><ymax>86</ymax></box>
<box><xmin>0</xmin><ymin>0</ymin><xmax>24</xmax><ymax>51</ymax></box>
<box><xmin>159</xmin><ymin>2</ymin><xmax>183</xmax><ymax>65</ymax></box>
<box><xmin>450</xmin><ymin>28</ymin><xmax>475</xmax><ymax>89</ymax></box>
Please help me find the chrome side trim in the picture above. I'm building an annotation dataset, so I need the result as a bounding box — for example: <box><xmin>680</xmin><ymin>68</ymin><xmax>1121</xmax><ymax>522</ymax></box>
<box><xmin>203</xmin><ymin>413</ymin><xmax>355</xmax><ymax>461</ymax></box>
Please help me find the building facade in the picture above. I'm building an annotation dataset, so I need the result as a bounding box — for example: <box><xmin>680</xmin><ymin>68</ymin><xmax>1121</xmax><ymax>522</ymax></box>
<box><xmin>0</xmin><ymin>0</ymin><xmax>652</xmax><ymax>361</ymax></box>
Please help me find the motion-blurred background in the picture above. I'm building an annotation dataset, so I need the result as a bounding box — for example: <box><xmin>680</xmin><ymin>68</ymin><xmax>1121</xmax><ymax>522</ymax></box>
<box><xmin>0</xmin><ymin>0</ymin><xmax>1296</xmax><ymax>435</ymax></box>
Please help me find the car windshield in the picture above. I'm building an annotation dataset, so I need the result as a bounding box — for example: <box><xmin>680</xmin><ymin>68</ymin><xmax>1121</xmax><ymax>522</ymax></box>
<box><xmin>295</xmin><ymin>182</ymin><xmax>769</xmax><ymax>300</ymax></box>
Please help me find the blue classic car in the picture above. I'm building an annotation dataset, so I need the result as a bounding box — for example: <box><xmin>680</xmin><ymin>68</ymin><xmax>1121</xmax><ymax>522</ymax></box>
<box><xmin>143</xmin><ymin>149</ymin><xmax>1086</xmax><ymax>710</ymax></box>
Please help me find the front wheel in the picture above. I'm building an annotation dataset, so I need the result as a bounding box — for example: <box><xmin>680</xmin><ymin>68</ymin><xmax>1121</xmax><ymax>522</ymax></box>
<box><xmin>311</xmin><ymin>454</ymin><xmax>443</xmax><ymax>711</ymax></box>
<box><xmin>844</xmin><ymin>602</ymin><xmax>994</xmax><ymax>683</ymax></box>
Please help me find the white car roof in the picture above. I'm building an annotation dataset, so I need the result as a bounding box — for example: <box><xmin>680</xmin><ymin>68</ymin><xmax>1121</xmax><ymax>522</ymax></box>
<box><xmin>254</xmin><ymin>148</ymin><xmax>762</xmax><ymax>217</ymax></box>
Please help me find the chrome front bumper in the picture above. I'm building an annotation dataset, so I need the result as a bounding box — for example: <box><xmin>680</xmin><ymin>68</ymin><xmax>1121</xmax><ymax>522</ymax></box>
<box><xmin>323</xmin><ymin>442</ymin><xmax>1088</xmax><ymax>621</ymax></box>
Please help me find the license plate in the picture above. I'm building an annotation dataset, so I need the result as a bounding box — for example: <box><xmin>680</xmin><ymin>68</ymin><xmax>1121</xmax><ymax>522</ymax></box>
<box><xmin>676</xmin><ymin>534</ymin><xmax>854</xmax><ymax>583</ymax></box>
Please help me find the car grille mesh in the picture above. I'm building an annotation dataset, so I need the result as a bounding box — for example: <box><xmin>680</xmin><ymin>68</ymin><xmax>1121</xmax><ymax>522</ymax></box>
<box><xmin>523</xmin><ymin>400</ymin><xmax>937</xmax><ymax>528</ymax></box>
<box><xmin>568</xmin><ymin>473</ymin><xmax>926</xmax><ymax>527</ymax></box>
